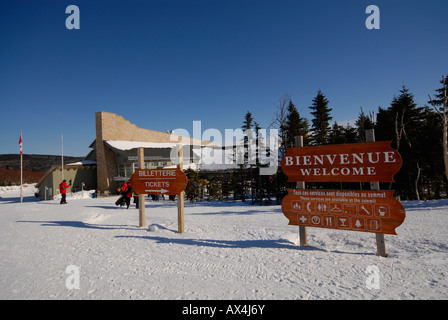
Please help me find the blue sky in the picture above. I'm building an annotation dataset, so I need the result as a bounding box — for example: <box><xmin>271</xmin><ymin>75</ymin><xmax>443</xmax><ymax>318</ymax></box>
<box><xmin>1</xmin><ymin>0</ymin><xmax>447</xmax><ymax>156</ymax></box>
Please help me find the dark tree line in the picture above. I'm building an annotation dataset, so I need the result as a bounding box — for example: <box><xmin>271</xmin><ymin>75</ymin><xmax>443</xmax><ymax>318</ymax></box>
<box><xmin>270</xmin><ymin>78</ymin><xmax>447</xmax><ymax>201</ymax></box>
<box><xmin>184</xmin><ymin>75</ymin><xmax>447</xmax><ymax>203</ymax></box>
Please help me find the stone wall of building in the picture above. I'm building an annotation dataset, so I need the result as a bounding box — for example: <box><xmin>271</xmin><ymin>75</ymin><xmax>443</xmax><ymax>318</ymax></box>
<box><xmin>95</xmin><ymin>111</ymin><xmax>209</xmax><ymax>193</ymax></box>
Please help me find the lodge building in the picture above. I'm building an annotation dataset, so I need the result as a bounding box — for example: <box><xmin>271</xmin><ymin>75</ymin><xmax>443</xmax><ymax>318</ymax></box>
<box><xmin>36</xmin><ymin>111</ymin><xmax>217</xmax><ymax>199</ymax></box>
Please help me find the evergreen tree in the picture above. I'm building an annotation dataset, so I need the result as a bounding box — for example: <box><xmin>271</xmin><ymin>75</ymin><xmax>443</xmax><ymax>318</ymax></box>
<box><xmin>344</xmin><ymin>124</ymin><xmax>358</xmax><ymax>143</ymax></box>
<box><xmin>428</xmin><ymin>75</ymin><xmax>448</xmax><ymax>186</ymax></box>
<box><xmin>428</xmin><ymin>74</ymin><xmax>448</xmax><ymax>108</ymax></box>
<box><xmin>242</xmin><ymin>111</ymin><xmax>254</xmax><ymax>132</ymax></box>
<box><xmin>328</xmin><ymin>123</ymin><xmax>357</xmax><ymax>144</ymax></box>
<box><xmin>241</xmin><ymin>111</ymin><xmax>255</xmax><ymax>167</ymax></box>
<box><xmin>241</xmin><ymin>112</ymin><xmax>270</xmax><ymax>204</ymax></box>
<box><xmin>355</xmin><ymin>108</ymin><xmax>374</xmax><ymax>142</ymax></box>
<box><xmin>184</xmin><ymin>168</ymin><xmax>200</xmax><ymax>202</ymax></box>
<box><xmin>309</xmin><ymin>90</ymin><xmax>333</xmax><ymax>145</ymax></box>
<box><xmin>374</xmin><ymin>106</ymin><xmax>395</xmax><ymax>142</ymax></box>
<box><xmin>375</xmin><ymin>85</ymin><xmax>425</xmax><ymax>199</ymax></box>
<box><xmin>240</xmin><ymin>111</ymin><xmax>266</xmax><ymax>202</ymax></box>
<box><xmin>417</xmin><ymin>106</ymin><xmax>445</xmax><ymax>198</ymax></box>
<box><xmin>285</xmin><ymin>100</ymin><xmax>309</xmax><ymax>147</ymax></box>
<box><xmin>328</xmin><ymin>122</ymin><xmax>346</xmax><ymax>144</ymax></box>
<box><xmin>238</xmin><ymin>111</ymin><xmax>254</xmax><ymax>201</ymax></box>
<box><xmin>254</xmin><ymin>121</ymin><xmax>263</xmax><ymax>167</ymax></box>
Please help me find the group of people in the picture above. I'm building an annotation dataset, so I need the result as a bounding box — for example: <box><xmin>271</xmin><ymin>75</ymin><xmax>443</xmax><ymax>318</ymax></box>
<box><xmin>58</xmin><ymin>179</ymin><xmax>139</xmax><ymax>208</ymax></box>
<box><xmin>119</xmin><ymin>181</ymin><xmax>140</xmax><ymax>209</ymax></box>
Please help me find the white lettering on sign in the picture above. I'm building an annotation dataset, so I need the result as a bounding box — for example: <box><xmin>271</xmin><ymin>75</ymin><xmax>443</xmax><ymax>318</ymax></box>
<box><xmin>384</xmin><ymin>151</ymin><xmax>396</xmax><ymax>163</ymax></box>
<box><xmin>297</xmin><ymin>167</ymin><xmax>376</xmax><ymax>177</ymax></box>
<box><xmin>145</xmin><ymin>181</ymin><xmax>170</xmax><ymax>188</ymax></box>
<box><xmin>284</xmin><ymin>152</ymin><xmax>396</xmax><ymax>166</ymax></box>
<box><xmin>139</xmin><ymin>170</ymin><xmax>176</xmax><ymax>177</ymax></box>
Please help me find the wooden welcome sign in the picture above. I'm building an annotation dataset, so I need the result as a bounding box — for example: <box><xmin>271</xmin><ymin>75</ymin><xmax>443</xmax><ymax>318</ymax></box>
<box><xmin>281</xmin><ymin>141</ymin><xmax>402</xmax><ymax>182</ymax></box>
<box><xmin>281</xmin><ymin>136</ymin><xmax>405</xmax><ymax>256</ymax></box>
<box><xmin>282</xmin><ymin>189</ymin><xmax>405</xmax><ymax>235</ymax></box>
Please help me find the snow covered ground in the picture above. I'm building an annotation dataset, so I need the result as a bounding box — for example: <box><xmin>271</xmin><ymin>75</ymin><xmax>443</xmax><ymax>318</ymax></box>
<box><xmin>0</xmin><ymin>185</ymin><xmax>447</xmax><ymax>300</ymax></box>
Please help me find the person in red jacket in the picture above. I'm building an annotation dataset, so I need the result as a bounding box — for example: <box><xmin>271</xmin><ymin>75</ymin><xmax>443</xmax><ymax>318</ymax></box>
<box><xmin>59</xmin><ymin>179</ymin><xmax>71</xmax><ymax>204</ymax></box>
<box><xmin>121</xmin><ymin>182</ymin><xmax>133</xmax><ymax>209</ymax></box>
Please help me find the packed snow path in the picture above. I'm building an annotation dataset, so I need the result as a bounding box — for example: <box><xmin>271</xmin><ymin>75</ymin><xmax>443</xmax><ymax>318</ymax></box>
<box><xmin>1</xmin><ymin>187</ymin><xmax>447</xmax><ymax>299</ymax></box>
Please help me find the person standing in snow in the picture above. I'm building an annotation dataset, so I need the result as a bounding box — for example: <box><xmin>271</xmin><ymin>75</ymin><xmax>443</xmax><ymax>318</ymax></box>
<box><xmin>121</xmin><ymin>182</ymin><xmax>133</xmax><ymax>209</ymax></box>
<box><xmin>132</xmin><ymin>190</ymin><xmax>139</xmax><ymax>209</ymax></box>
<box><xmin>59</xmin><ymin>179</ymin><xmax>71</xmax><ymax>204</ymax></box>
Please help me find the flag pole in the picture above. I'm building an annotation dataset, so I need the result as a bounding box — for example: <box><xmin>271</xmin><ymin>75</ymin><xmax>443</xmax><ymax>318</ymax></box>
<box><xmin>20</xmin><ymin>131</ymin><xmax>23</xmax><ymax>203</ymax></box>
<box><xmin>61</xmin><ymin>133</ymin><xmax>64</xmax><ymax>181</ymax></box>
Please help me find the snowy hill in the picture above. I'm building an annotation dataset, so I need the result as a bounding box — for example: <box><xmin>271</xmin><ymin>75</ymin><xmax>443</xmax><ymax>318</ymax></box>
<box><xmin>0</xmin><ymin>185</ymin><xmax>447</xmax><ymax>300</ymax></box>
<box><xmin>0</xmin><ymin>154</ymin><xmax>84</xmax><ymax>172</ymax></box>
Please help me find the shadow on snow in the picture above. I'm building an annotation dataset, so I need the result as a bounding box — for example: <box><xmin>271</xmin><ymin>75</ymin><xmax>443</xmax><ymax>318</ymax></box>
<box><xmin>115</xmin><ymin>234</ymin><xmax>328</xmax><ymax>252</ymax></box>
<box><xmin>16</xmin><ymin>220</ymin><xmax>140</xmax><ymax>231</ymax></box>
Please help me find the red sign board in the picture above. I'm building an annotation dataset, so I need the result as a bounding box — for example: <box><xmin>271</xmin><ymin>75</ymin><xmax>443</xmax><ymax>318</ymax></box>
<box><xmin>282</xmin><ymin>189</ymin><xmax>405</xmax><ymax>235</ymax></box>
<box><xmin>130</xmin><ymin>168</ymin><xmax>188</xmax><ymax>195</ymax></box>
<box><xmin>281</xmin><ymin>141</ymin><xmax>402</xmax><ymax>182</ymax></box>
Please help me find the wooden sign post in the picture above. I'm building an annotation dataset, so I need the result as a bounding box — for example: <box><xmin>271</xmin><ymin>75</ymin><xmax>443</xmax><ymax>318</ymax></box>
<box><xmin>294</xmin><ymin>136</ymin><xmax>307</xmax><ymax>246</ymax></box>
<box><xmin>138</xmin><ymin>147</ymin><xmax>146</xmax><ymax>227</ymax></box>
<box><xmin>130</xmin><ymin>146</ymin><xmax>188</xmax><ymax>233</ymax></box>
<box><xmin>177</xmin><ymin>144</ymin><xmax>185</xmax><ymax>233</ymax></box>
<box><xmin>366</xmin><ymin>129</ymin><xmax>387</xmax><ymax>257</ymax></box>
<box><xmin>281</xmin><ymin>134</ymin><xmax>405</xmax><ymax>257</ymax></box>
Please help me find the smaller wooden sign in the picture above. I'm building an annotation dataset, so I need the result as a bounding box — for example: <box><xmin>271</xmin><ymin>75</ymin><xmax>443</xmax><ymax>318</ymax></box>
<box><xmin>130</xmin><ymin>168</ymin><xmax>188</xmax><ymax>195</ymax></box>
<box><xmin>281</xmin><ymin>141</ymin><xmax>402</xmax><ymax>182</ymax></box>
<box><xmin>282</xmin><ymin>189</ymin><xmax>405</xmax><ymax>235</ymax></box>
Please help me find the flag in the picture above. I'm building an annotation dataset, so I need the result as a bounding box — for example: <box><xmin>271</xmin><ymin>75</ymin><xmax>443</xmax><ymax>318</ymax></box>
<box><xmin>19</xmin><ymin>132</ymin><xmax>23</xmax><ymax>203</ymax></box>
<box><xmin>19</xmin><ymin>133</ymin><xmax>22</xmax><ymax>155</ymax></box>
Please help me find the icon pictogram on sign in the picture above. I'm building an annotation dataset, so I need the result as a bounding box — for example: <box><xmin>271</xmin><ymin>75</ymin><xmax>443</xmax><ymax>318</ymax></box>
<box><xmin>360</xmin><ymin>204</ymin><xmax>373</xmax><ymax>216</ymax></box>
<box><xmin>298</xmin><ymin>214</ymin><xmax>309</xmax><ymax>225</ymax></box>
<box><xmin>352</xmin><ymin>217</ymin><xmax>365</xmax><ymax>230</ymax></box>
<box><xmin>292</xmin><ymin>201</ymin><xmax>303</xmax><ymax>212</ymax></box>
<box><xmin>317</xmin><ymin>202</ymin><xmax>328</xmax><ymax>212</ymax></box>
<box><xmin>337</xmin><ymin>216</ymin><xmax>351</xmax><ymax>229</ymax></box>
<box><xmin>375</xmin><ymin>204</ymin><xmax>390</xmax><ymax>217</ymax></box>
<box><xmin>306</xmin><ymin>202</ymin><xmax>314</xmax><ymax>212</ymax></box>
<box><xmin>311</xmin><ymin>215</ymin><xmax>321</xmax><ymax>226</ymax></box>
<box><xmin>367</xmin><ymin>218</ymin><xmax>382</xmax><ymax>231</ymax></box>
<box><xmin>343</xmin><ymin>204</ymin><xmax>357</xmax><ymax>215</ymax></box>
<box><xmin>330</xmin><ymin>203</ymin><xmax>343</xmax><ymax>213</ymax></box>
<box><xmin>323</xmin><ymin>216</ymin><xmax>336</xmax><ymax>228</ymax></box>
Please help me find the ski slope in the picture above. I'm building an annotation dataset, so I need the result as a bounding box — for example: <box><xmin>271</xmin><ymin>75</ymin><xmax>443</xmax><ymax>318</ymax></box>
<box><xmin>0</xmin><ymin>185</ymin><xmax>447</xmax><ymax>300</ymax></box>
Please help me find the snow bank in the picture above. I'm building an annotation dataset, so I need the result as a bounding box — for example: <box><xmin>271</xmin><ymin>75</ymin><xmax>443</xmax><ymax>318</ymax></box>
<box><xmin>52</xmin><ymin>189</ymin><xmax>97</xmax><ymax>201</ymax></box>
<box><xmin>0</xmin><ymin>184</ymin><xmax>37</xmax><ymax>196</ymax></box>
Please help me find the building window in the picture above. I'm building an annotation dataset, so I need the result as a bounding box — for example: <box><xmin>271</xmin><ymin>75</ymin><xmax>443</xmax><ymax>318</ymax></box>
<box><xmin>118</xmin><ymin>163</ymin><xmax>134</xmax><ymax>177</ymax></box>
